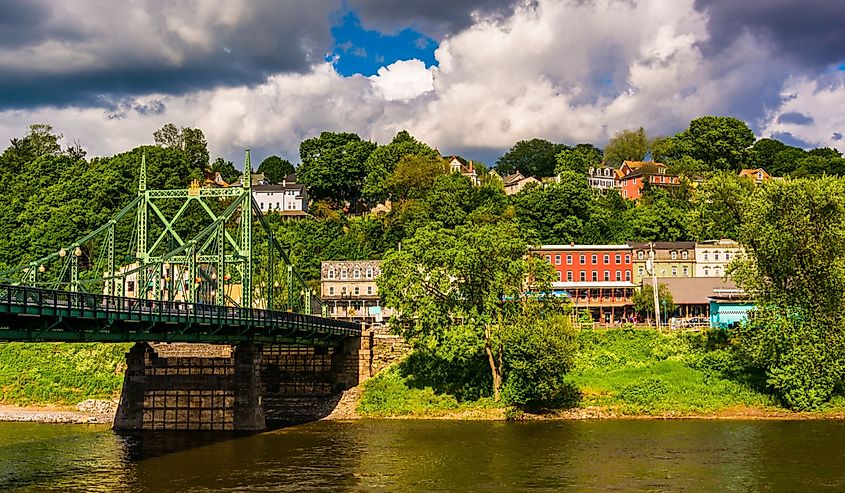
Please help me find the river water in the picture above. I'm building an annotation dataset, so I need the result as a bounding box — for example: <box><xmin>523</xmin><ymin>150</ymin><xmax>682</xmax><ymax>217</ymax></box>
<box><xmin>2</xmin><ymin>419</ymin><xmax>845</xmax><ymax>492</ymax></box>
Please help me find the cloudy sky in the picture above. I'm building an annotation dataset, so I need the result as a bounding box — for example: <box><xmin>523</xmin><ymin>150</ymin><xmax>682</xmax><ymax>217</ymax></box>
<box><xmin>1</xmin><ymin>0</ymin><xmax>844</xmax><ymax>166</ymax></box>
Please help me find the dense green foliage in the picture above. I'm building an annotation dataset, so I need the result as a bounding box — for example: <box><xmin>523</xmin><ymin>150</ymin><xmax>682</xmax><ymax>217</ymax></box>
<box><xmin>257</xmin><ymin>155</ymin><xmax>295</xmax><ymax>183</ymax></box>
<box><xmin>0</xmin><ymin>343</ymin><xmax>128</xmax><ymax>406</ymax></box>
<box><xmin>495</xmin><ymin>138</ymin><xmax>567</xmax><ymax>177</ymax></box>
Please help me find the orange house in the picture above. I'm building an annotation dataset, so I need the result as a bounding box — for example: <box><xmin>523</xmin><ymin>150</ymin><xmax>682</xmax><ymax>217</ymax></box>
<box><xmin>616</xmin><ymin>161</ymin><xmax>679</xmax><ymax>200</ymax></box>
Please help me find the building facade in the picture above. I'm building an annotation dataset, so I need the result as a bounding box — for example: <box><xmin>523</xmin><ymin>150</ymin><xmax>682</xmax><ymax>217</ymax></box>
<box><xmin>629</xmin><ymin>241</ymin><xmax>696</xmax><ymax>284</ymax></box>
<box><xmin>695</xmin><ymin>239</ymin><xmax>743</xmax><ymax>277</ymax></box>
<box><xmin>503</xmin><ymin>172</ymin><xmax>540</xmax><ymax>195</ymax></box>
<box><xmin>587</xmin><ymin>166</ymin><xmax>617</xmax><ymax>192</ymax></box>
<box><xmin>616</xmin><ymin>161</ymin><xmax>680</xmax><ymax>200</ymax></box>
<box><xmin>252</xmin><ymin>174</ymin><xmax>308</xmax><ymax>217</ymax></box>
<box><xmin>446</xmin><ymin>156</ymin><xmax>480</xmax><ymax>186</ymax></box>
<box><xmin>535</xmin><ymin>244</ymin><xmax>636</xmax><ymax>323</ymax></box>
<box><xmin>320</xmin><ymin>260</ymin><xmax>392</xmax><ymax>324</ymax></box>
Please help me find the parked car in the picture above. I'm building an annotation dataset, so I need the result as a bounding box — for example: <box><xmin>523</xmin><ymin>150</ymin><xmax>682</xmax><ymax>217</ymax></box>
<box><xmin>683</xmin><ymin>317</ymin><xmax>709</xmax><ymax>328</ymax></box>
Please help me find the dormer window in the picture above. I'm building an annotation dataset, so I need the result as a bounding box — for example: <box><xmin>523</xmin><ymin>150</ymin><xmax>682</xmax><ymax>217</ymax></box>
<box><xmin>353</xmin><ymin>268</ymin><xmax>361</xmax><ymax>279</ymax></box>
<box><xmin>327</xmin><ymin>269</ymin><xmax>335</xmax><ymax>280</ymax></box>
<box><xmin>671</xmin><ymin>251</ymin><xmax>677</xmax><ymax>260</ymax></box>
<box><xmin>340</xmin><ymin>269</ymin><xmax>348</xmax><ymax>280</ymax></box>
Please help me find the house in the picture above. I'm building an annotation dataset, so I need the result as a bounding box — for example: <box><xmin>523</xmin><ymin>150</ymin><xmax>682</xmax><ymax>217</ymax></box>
<box><xmin>587</xmin><ymin>166</ymin><xmax>617</xmax><ymax>193</ymax></box>
<box><xmin>695</xmin><ymin>239</ymin><xmax>743</xmax><ymax>277</ymax></box>
<box><xmin>738</xmin><ymin>168</ymin><xmax>772</xmax><ymax>185</ymax></box>
<box><xmin>232</xmin><ymin>172</ymin><xmax>269</xmax><ymax>187</ymax></box>
<box><xmin>628</xmin><ymin>241</ymin><xmax>696</xmax><ymax>284</ymax></box>
<box><xmin>616</xmin><ymin>161</ymin><xmax>680</xmax><ymax>200</ymax></box>
<box><xmin>203</xmin><ymin>171</ymin><xmax>229</xmax><ymax>188</ymax></box>
<box><xmin>534</xmin><ymin>244</ymin><xmax>636</xmax><ymax>324</ymax></box>
<box><xmin>503</xmin><ymin>172</ymin><xmax>540</xmax><ymax>195</ymax></box>
<box><xmin>643</xmin><ymin>277</ymin><xmax>739</xmax><ymax>319</ymax></box>
<box><xmin>709</xmin><ymin>291</ymin><xmax>755</xmax><ymax>329</ymax></box>
<box><xmin>445</xmin><ymin>156</ymin><xmax>480</xmax><ymax>186</ymax></box>
<box><xmin>320</xmin><ymin>260</ymin><xmax>394</xmax><ymax>324</ymax></box>
<box><xmin>252</xmin><ymin>173</ymin><xmax>308</xmax><ymax>218</ymax></box>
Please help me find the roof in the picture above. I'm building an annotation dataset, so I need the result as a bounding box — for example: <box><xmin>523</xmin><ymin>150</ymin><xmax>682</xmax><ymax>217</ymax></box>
<box><xmin>443</xmin><ymin>155</ymin><xmax>468</xmax><ymax>165</ymax></box>
<box><xmin>696</xmin><ymin>239</ymin><xmax>740</xmax><ymax>248</ymax></box>
<box><xmin>536</xmin><ymin>244</ymin><xmax>632</xmax><ymax>251</ymax></box>
<box><xmin>628</xmin><ymin>241</ymin><xmax>696</xmax><ymax>250</ymax></box>
<box><xmin>551</xmin><ymin>281</ymin><xmax>637</xmax><ymax>289</ymax></box>
<box><xmin>622</xmin><ymin>160</ymin><xmax>667</xmax><ymax>169</ymax></box>
<box><xmin>643</xmin><ymin>277</ymin><xmax>739</xmax><ymax>305</ymax></box>
<box><xmin>253</xmin><ymin>184</ymin><xmax>305</xmax><ymax>192</ymax></box>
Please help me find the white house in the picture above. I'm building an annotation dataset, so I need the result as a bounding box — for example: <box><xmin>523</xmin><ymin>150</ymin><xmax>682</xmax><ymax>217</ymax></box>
<box><xmin>252</xmin><ymin>174</ymin><xmax>308</xmax><ymax>217</ymax></box>
<box><xmin>694</xmin><ymin>239</ymin><xmax>743</xmax><ymax>277</ymax></box>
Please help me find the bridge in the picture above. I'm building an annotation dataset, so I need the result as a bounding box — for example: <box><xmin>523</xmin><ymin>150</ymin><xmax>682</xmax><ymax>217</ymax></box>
<box><xmin>0</xmin><ymin>152</ymin><xmax>391</xmax><ymax>431</ymax></box>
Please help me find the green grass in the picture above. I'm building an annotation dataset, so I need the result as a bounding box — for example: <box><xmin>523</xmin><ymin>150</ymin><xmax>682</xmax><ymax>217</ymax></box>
<box><xmin>0</xmin><ymin>342</ymin><xmax>129</xmax><ymax>406</ymax></box>
<box><xmin>359</xmin><ymin>328</ymin><xmax>782</xmax><ymax>417</ymax></box>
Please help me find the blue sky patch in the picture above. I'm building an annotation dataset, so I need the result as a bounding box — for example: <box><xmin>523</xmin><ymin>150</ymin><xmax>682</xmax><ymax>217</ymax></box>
<box><xmin>328</xmin><ymin>10</ymin><xmax>438</xmax><ymax>77</ymax></box>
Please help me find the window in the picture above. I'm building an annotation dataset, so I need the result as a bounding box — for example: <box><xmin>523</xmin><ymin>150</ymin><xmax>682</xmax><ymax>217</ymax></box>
<box><xmin>328</xmin><ymin>286</ymin><xmax>334</xmax><ymax>295</ymax></box>
<box><xmin>591</xmin><ymin>254</ymin><xmax>598</xmax><ymax>264</ymax></box>
<box><xmin>683</xmin><ymin>266</ymin><xmax>689</xmax><ymax>276</ymax></box>
<box><xmin>341</xmin><ymin>286</ymin><xmax>348</xmax><ymax>294</ymax></box>
<box><xmin>557</xmin><ymin>271</ymin><xmax>562</xmax><ymax>282</ymax></box>
<box><xmin>633</xmin><ymin>177</ymin><xmax>637</xmax><ymax>185</ymax></box>
<box><xmin>625</xmin><ymin>271</ymin><xmax>631</xmax><ymax>282</ymax></box>
<box><xmin>366</xmin><ymin>267</ymin><xmax>373</xmax><ymax>279</ymax></box>
<box><xmin>682</xmin><ymin>251</ymin><xmax>688</xmax><ymax>260</ymax></box>
<box><xmin>672</xmin><ymin>267</ymin><xmax>678</xmax><ymax>277</ymax></box>
<box><xmin>671</xmin><ymin>251</ymin><xmax>677</xmax><ymax>260</ymax></box>
<box><xmin>615</xmin><ymin>270</ymin><xmax>621</xmax><ymax>281</ymax></box>
<box><xmin>638</xmin><ymin>251</ymin><xmax>644</xmax><ymax>260</ymax></box>
<box><xmin>592</xmin><ymin>271</ymin><xmax>598</xmax><ymax>281</ymax></box>
<box><xmin>604</xmin><ymin>270</ymin><xmax>610</xmax><ymax>281</ymax></box>
<box><xmin>340</xmin><ymin>269</ymin><xmax>348</xmax><ymax>280</ymax></box>
<box><xmin>567</xmin><ymin>272</ymin><xmax>573</xmax><ymax>282</ymax></box>
<box><xmin>714</xmin><ymin>252</ymin><xmax>720</xmax><ymax>261</ymax></box>
<box><xmin>638</xmin><ymin>267</ymin><xmax>644</xmax><ymax>277</ymax></box>
<box><xmin>725</xmin><ymin>253</ymin><xmax>731</xmax><ymax>261</ymax></box>
<box><xmin>704</xmin><ymin>267</ymin><xmax>710</xmax><ymax>276</ymax></box>
<box><xmin>579</xmin><ymin>254</ymin><xmax>586</xmax><ymax>264</ymax></box>
<box><xmin>545</xmin><ymin>255</ymin><xmax>552</xmax><ymax>263</ymax></box>
<box><xmin>604</xmin><ymin>254</ymin><xmax>610</xmax><ymax>263</ymax></box>
<box><xmin>555</xmin><ymin>254</ymin><xmax>561</xmax><ymax>265</ymax></box>
<box><xmin>353</xmin><ymin>268</ymin><xmax>361</xmax><ymax>279</ymax></box>
<box><xmin>615</xmin><ymin>254</ymin><xmax>621</xmax><ymax>263</ymax></box>
<box><xmin>580</xmin><ymin>271</ymin><xmax>586</xmax><ymax>282</ymax></box>
<box><xmin>714</xmin><ymin>266</ymin><xmax>721</xmax><ymax>276</ymax></box>
<box><xmin>354</xmin><ymin>287</ymin><xmax>360</xmax><ymax>295</ymax></box>
<box><xmin>625</xmin><ymin>254</ymin><xmax>631</xmax><ymax>263</ymax></box>
<box><xmin>703</xmin><ymin>252</ymin><xmax>709</xmax><ymax>261</ymax></box>
<box><xmin>128</xmin><ymin>280</ymin><xmax>135</xmax><ymax>292</ymax></box>
<box><xmin>327</xmin><ymin>269</ymin><xmax>335</xmax><ymax>280</ymax></box>
<box><xmin>367</xmin><ymin>286</ymin><xmax>373</xmax><ymax>295</ymax></box>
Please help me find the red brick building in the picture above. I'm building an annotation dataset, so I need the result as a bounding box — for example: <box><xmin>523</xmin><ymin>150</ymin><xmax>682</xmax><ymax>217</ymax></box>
<box><xmin>616</xmin><ymin>161</ymin><xmax>680</xmax><ymax>200</ymax></box>
<box><xmin>534</xmin><ymin>244</ymin><xmax>636</xmax><ymax>323</ymax></box>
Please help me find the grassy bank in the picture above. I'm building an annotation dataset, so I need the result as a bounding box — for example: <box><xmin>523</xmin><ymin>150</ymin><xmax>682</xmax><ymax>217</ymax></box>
<box><xmin>0</xmin><ymin>343</ymin><xmax>129</xmax><ymax>406</ymax></box>
<box><xmin>358</xmin><ymin>328</ymin><xmax>798</xmax><ymax>418</ymax></box>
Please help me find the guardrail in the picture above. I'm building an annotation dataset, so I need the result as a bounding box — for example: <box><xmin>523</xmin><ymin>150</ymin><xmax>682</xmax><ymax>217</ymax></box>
<box><xmin>0</xmin><ymin>283</ymin><xmax>360</xmax><ymax>338</ymax></box>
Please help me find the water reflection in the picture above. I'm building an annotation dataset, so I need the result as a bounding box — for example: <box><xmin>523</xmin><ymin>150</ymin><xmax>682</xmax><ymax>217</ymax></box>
<box><xmin>3</xmin><ymin>420</ymin><xmax>845</xmax><ymax>492</ymax></box>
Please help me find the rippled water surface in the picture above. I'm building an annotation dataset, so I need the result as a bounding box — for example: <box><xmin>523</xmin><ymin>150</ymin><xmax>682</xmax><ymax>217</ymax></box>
<box><xmin>2</xmin><ymin>420</ymin><xmax>845</xmax><ymax>492</ymax></box>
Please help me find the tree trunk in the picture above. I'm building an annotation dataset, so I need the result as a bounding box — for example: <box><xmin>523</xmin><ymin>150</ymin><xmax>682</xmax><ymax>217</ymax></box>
<box><xmin>484</xmin><ymin>324</ymin><xmax>502</xmax><ymax>401</ymax></box>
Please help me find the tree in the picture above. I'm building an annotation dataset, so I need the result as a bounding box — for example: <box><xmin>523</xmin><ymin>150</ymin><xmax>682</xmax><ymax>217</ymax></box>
<box><xmin>384</xmin><ymin>154</ymin><xmax>445</xmax><ymax>201</ymax></box>
<box><xmin>258</xmin><ymin>156</ymin><xmax>295</xmax><ymax>184</ymax></box>
<box><xmin>153</xmin><ymin>123</ymin><xmax>182</xmax><ymax>148</ymax></box>
<box><xmin>298</xmin><ymin>132</ymin><xmax>376</xmax><ymax>205</ymax></box>
<box><xmin>668</xmin><ymin>116</ymin><xmax>755</xmax><ymax>171</ymax></box>
<box><xmin>153</xmin><ymin>123</ymin><xmax>209</xmax><ymax>171</ymax></box>
<box><xmin>555</xmin><ymin>144</ymin><xmax>602</xmax><ymax>175</ymax></box>
<box><xmin>603</xmin><ymin>127</ymin><xmax>649</xmax><ymax>167</ymax></box>
<box><xmin>378</xmin><ymin>221</ymin><xmax>554</xmax><ymax>401</ymax></box>
<box><xmin>513</xmin><ymin>172</ymin><xmax>591</xmax><ymax>244</ymax></box>
<box><xmin>732</xmin><ymin>178</ymin><xmax>845</xmax><ymax>409</ymax></box>
<box><xmin>633</xmin><ymin>283</ymin><xmax>675</xmax><ymax>322</ymax></box>
<box><xmin>495</xmin><ymin>139</ymin><xmax>568</xmax><ymax>177</ymax></box>
<box><xmin>688</xmin><ymin>171</ymin><xmax>756</xmax><ymax>241</ymax></box>
<box><xmin>210</xmin><ymin>157</ymin><xmax>240</xmax><ymax>184</ymax></box>
<box><xmin>362</xmin><ymin>130</ymin><xmax>439</xmax><ymax>203</ymax></box>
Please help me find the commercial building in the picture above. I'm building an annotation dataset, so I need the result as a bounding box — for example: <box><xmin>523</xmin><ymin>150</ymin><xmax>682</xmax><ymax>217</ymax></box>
<box><xmin>695</xmin><ymin>239</ymin><xmax>743</xmax><ymax>277</ymax></box>
<box><xmin>629</xmin><ymin>241</ymin><xmax>696</xmax><ymax>284</ymax></box>
<box><xmin>535</xmin><ymin>244</ymin><xmax>636</xmax><ymax>323</ymax></box>
<box><xmin>320</xmin><ymin>260</ymin><xmax>393</xmax><ymax>324</ymax></box>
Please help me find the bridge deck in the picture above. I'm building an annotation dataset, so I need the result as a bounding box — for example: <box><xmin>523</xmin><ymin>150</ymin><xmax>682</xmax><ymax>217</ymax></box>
<box><xmin>0</xmin><ymin>284</ymin><xmax>360</xmax><ymax>346</ymax></box>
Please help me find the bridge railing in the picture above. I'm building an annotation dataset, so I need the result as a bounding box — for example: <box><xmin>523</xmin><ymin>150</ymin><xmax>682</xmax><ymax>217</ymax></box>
<box><xmin>0</xmin><ymin>283</ymin><xmax>360</xmax><ymax>337</ymax></box>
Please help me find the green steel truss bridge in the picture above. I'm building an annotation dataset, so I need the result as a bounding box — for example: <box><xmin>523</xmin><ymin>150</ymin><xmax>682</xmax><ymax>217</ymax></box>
<box><xmin>0</xmin><ymin>151</ymin><xmax>359</xmax><ymax>345</ymax></box>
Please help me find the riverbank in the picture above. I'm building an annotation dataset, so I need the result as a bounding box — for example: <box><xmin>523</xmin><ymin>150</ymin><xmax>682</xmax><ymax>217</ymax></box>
<box><xmin>0</xmin><ymin>400</ymin><xmax>116</xmax><ymax>424</ymax></box>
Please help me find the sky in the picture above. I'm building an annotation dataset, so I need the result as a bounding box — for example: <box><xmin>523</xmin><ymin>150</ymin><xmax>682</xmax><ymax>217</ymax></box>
<box><xmin>0</xmin><ymin>0</ymin><xmax>844</xmax><ymax>168</ymax></box>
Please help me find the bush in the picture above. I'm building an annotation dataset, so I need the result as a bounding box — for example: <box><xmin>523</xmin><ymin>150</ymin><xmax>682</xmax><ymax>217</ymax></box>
<box><xmin>501</xmin><ymin>310</ymin><xmax>580</xmax><ymax>410</ymax></box>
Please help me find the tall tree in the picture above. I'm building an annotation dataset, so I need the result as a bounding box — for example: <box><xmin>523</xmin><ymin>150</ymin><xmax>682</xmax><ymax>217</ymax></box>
<box><xmin>362</xmin><ymin>130</ymin><xmax>439</xmax><ymax>203</ymax></box>
<box><xmin>298</xmin><ymin>131</ymin><xmax>376</xmax><ymax>205</ymax></box>
<box><xmin>513</xmin><ymin>172</ymin><xmax>591</xmax><ymax>244</ymax></box>
<box><xmin>258</xmin><ymin>156</ymin><xmax>295</xmax><ymax>183</ymax></box>
<box><xmin>384</xmin><ymin>154</ymin><xmax>445</xmax><ymax>201</ymax></box>
<box><xmin>668</xmin><ymin>116</ymin><xmax>755</xmax><ymax>171</ymax></box>
<box><xmin>378</xmin><ymin>221</ymin><xmax>554</xmax><ymax>401</ymax></box>
<box><xmin>495</xmin><ymin>139</ymin><xmax>568</xmax><ymax>177</ymax></box>
<box><xmin>603</xmin><ymin>127</ymin><xmax>649</xmax><ymax>167</ymax></box>
<box><xmin>688</xmin><ymin>171</ymin><xmax>756</xmax><ymax>241</ymax></box>
<box><xmin>555</xmin><ymin>144</ymin><xmax>602</xmax><ymax>175</ymax></box>
<box><xmin>153</xmin><ymin>123</ymin><xmax>209</xmax><ymax>171</ymax></box>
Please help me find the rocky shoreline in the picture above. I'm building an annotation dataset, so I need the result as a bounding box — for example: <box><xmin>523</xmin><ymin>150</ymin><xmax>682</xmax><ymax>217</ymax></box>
<box><xmin>0</xmin><ymin>400</ymin><xmax>117</xmax><ymax>425</ymax></box>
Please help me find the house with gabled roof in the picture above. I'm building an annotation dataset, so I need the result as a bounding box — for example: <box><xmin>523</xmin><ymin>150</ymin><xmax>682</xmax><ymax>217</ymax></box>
<box><xmin>444</xmin><ymin>155</ymin><xmax>480</xmax><ymax>186</ymax></box>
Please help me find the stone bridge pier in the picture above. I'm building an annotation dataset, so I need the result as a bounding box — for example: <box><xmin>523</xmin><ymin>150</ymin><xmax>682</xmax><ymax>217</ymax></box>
<box><xmin>113</xmin><ymin>330</ymin><xmax>407</xmax><ymax>431</ymax></box>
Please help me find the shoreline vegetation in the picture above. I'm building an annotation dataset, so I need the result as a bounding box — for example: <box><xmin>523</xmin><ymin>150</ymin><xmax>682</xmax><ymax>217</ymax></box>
<box><xmin>7</xmin><ymin>328</ymin><xmax>845</xmax><ymax>425</ymax></box>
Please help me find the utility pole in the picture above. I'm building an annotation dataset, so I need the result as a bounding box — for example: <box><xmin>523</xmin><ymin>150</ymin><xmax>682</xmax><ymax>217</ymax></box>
<box><xmin>649</xmin><ymin>243</ymin><xmax>661</xmax><ymax>332</ymax></box>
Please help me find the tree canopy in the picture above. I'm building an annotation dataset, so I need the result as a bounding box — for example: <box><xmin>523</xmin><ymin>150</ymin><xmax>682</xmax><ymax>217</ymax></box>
<box><xmin>495</xmin><ymin>138</ymin><xmax>568</xmax><ymax>177</ymax></box>
<box><xmin>257</xmin><ymin>155</ymin><xmax>295</xmax><ymax>184</ymax></box>
<box><xmin>603</xmin><ymin>127</ymin><xmax>649</xmax><ymax>167</ymax></box>
<box><xmin>298</xmin><ymin>131</ymin><xmax>376</xmax><ymax>206</ymax></box>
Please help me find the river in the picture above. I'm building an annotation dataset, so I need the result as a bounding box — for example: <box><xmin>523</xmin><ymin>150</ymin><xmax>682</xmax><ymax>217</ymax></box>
<box><xmin>2</xmin><ymin>419</ymin><xmax>845</xmax><ymax>492</ymax></box>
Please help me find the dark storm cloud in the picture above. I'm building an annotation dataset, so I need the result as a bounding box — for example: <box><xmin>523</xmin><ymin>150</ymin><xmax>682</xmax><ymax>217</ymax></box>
<box><xmin>348</xmin><ymin>0</ymin><xmax>522</xmax><ymax>37</ymax></box>
<box><xmin>694</xmin><ymin>0</ymin><xmax>845</xmax><ymax>69</ymax></box>
<box><xmin>777</xmin><ymin>111</ymin><xmax>814</xmax><ymax>125</ymax></box>
<box><xmin>0</xmin><ymin>0</ymin><xmax>338</xmax><ymax>110</ymax></box>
